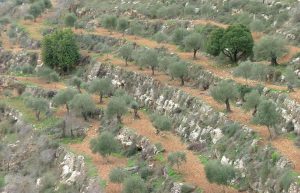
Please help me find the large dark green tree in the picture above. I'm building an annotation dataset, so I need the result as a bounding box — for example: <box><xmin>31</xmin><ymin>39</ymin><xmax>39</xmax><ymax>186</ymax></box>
<box><xmin>42</xmin><ymin>29</ymin><xmax>80</xmax><ymax>74</ymax></box>
<box><xmin>221</xmin><ymin>24</ymin><xmax>254</xmax><ymax>63</ymax></box>
<box><xmin>206</xmin><ymin>28</ymin><xmax>225</xmax><ymax>56</ymax></box>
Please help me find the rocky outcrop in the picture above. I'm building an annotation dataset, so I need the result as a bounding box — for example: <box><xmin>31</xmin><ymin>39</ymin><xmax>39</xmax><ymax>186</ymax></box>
<box><xmin>0</xmin><ymin>49</ymin><xmax>37</xmax><ymax>73</ymax></box>
<box><xmin>0</xmin><ymin>106</ymin><xmax>103</xmax><ymax>193</ymax></box>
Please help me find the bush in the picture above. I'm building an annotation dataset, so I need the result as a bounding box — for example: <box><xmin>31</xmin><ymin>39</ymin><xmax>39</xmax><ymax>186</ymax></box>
<box><xmin>102</xmin><ymin>15</ymin><xmax>117</xmax><ymax>31</ymax></box>
<box><xmin>152</xmin><ymin>114</ymin><xmax>172</xmax><ymax>131</ymax></box>
<box><xmin>90</xmin><ymin>131</ymin><xmax>120</xmax><ymax>159</ymax></box>
<box><xmin>109</xmin><ymin>168</ymin><xmax>128</xmax><ymax>183</ymax></box>
<box><xmin>64</xmin><ymin>13</ymin><xmax>77</xmax><ymax>27</ymax></box>
<box><xmin>167</xmin><ymin>152</ymin><xmax>186</xmax><ymax>169</ymax></box>
<box><xmin>37</xmin><ymin>67</ymin><xmax>59</xmax><ymax>82</ymax></box>
<box><xmin>279</xmin><ymin>171</ymin><xmax>296</xmax><ymax>191</ymax></box>
<box><xmin>205</xmin><ymin>160</ymin><xmax>235</xmax><ymax>186</ymax></box>
<box><xmin>123</xmin><ymin>176</ymin><xmax>147</xmax><ymax>193</ymax></box>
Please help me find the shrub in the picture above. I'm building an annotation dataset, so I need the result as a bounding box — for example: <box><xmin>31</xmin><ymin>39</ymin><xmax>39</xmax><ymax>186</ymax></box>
<box><xmin>64</xmin><ymin>13</ymin><xmax>77</xmax><ymax>27</ymax></box>
<box><xmin>205</xmin><ymin>160</ymin><xmax>235</xmax><ymax>186</ymax></box>
<box><xmin>90</xmin><ymin>131</ymin><xmax>120</xmax><ymax>159</ymax></box>
<box><xmin>37</xmin><ymin>67</ymin><xmax>59</xmax><ymax>82</ymax></box>
<box><xmin>29</xmin><ymin>3</ymin><xmax>42</xmax><ymax>21</ymax></box>
<box><xmin>102</xmin><ymin>15</ymin><xmax>117</xmax><ymax>31</ymax></box>
<box><xmin>279</xmin><ymin>171</ymin><xmax>296</xmax><ymax>191</ymax></box>
<box><xmin>154</xmin><ymin>32</ymin><xmax>168</xmax><ymax>43</ymax></box>
<box><xmin>167</xmin><ymin>152</ymin><xmax>186</xmax><ymax>169</ymax></box>
<box><xmin>123</xmin><ymin>176</ymin><xmax>147</xmax><ymax>193</ymax></box>
<box><xmin>172</xmin><ymin>28</ymin><xmax>189</xmax><ymax>46</ymax></box>
<box><xmin>117</xmin><ymin>18</ymin><xmax>129</xmax><ymax>34</ymax></box>
<box><xmin>233</xmin><ymin>61</ymin><xmax>253</xmax><ymax>82</ymax></box>
<box><xmin>152</xmin><ymin>114</ymin><xmax>172</xmax><ymax>131</ymax></box>
<box><xmin>109</xmin><ymin>168</ymin><xmax>128</xmax><ymax>183</ymax></box>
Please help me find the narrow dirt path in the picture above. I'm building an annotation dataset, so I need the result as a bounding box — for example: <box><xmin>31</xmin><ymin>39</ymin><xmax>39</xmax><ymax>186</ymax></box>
<box><xmin>69</xmin><ymin>120</ymin><xmax>126</xmax><ymax>193</ymax></box>
<box><xmin>95</xmin><ymin>54</ymin><xmax>300</xmax><ymax>173</ymax></box>
<box><xmin>123</xmin><ymin>112</ymin><xmax>239</xmax><ymax>193</ymax></box>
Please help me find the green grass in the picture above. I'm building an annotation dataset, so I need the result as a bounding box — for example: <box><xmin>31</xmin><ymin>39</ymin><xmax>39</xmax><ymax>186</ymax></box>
<box><xmin>198</xmin><ymin>154</ymin><xmax>209</xmax><ymax>165</ymax></box>
<box><xmin>60</xmin><ymin>137</ymin><xmax>84</xmax><ymax>144</ymax></box>
<box><xmin>285</xmin><ymin>132</ymin><xmax>298</xmax><ymax>141</ymax></box>
<box><xmin>0</xmin><ymin>172</ymin><xmax>5</xmax><ymax>188</ymax></box>
<box><xmin>127</xmin><ymin>157</ymin><xmax>137</xmax><ymax>167</ymax></box>
<box><xmin>84</xmin><ymin>155</ymin><xmax>99</xmax><ymax>177</ymax></box>
<box><xmin>3</xmin><ymin>96</ymin><xmax>61</xmax><ymax>130</ymax></box>
<box><xmin>153</xmin><ymin>153</ymin><xmax>165</xmax><ymax>163</ymax></box>
<box><xmin>167</xmin><ymin>166</ymin><xmax>182</xmax><ymax>181</ymax></box>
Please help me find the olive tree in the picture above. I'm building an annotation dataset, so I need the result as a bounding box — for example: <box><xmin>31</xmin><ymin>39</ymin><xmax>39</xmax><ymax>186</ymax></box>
<box><xmin>168</xmin><ymin>61</ymin><xmax>188</xmax><ymax>86</ymax></box>
<box><xmin>119</xmin><ymin>44</ymin><xmax>133</xmax><ymax>66</ymax></box>
<box><xmin>123</xmin><ymin>176</ymin><xmax>147</xmax><ymax>193</ymax></box>
<box><xmin>253</xmin><ymin>100</ymin><xmax>280</xmax><ymax>139</ymax></box>
<box><xmin>69</xmin><ymin>93</ymin><xmax>95</xmax><ymax>121</ymax></box>
<box><xmin>106</xmin><ymin>96</ymin><xmax>128</xmax><ymax>123</ymax></box>
<box><xmin>205</xmin><ymin>160</ymin><xmax>235</xmax><ymax>192</ymax></box>
<box><xmin>88</xmin><ymin>78</ymin><xmax>112</xmax><ymax>103</ymax></box>
<box><xmin>26</xmin><ymin>96</ymin><xmax>49</xmax><ymax>121</ymax></box>
<box><xmin>172</xmin><ymin>28</ymin><xmax>189</xmax><ymax>45</ymax></box>
<box><xmin>243</xmin><ymin>90</ymin><xmax>262</xmax><ymax>116</ymax></box>
<box><xmin>233</xmin><ymin>61</ymin><xmax>254</xmax><ymax>83</ymax></box>
<box><xmin>184</xmin><ymin>32</ymin><xmax>202</xmax><ymax>59</ymax></box>
<box><xmin>285</xmin><ymin>68</ymin><xmax>300</xmax><ymax>92</ymax></box>
<box><xmin>90</xmin><ymin>131</ymin><xmax>120</xmax><ymax>162</ymax></box>
<box><xmin>69</xmin><ymin>76</ymin><xmax>82</xmax><ymax>93</ymax></box>
<box><xmin>139</xmin><ymin>49</ymin><xmax>158</xmax><ymax>75</ymax></box>
<box><xmin>167</xmin><ymin>152</ymin><xmax>186</xmax><ymax>169</ymax></box>
<box><xmin>254</xmin><ymin>35</ymin><xmax>287</xmax><ymax>65</ymax></box>
<box><xmin>53</xmin><ymin>88</ymin><xmax>77</xmax><ymax>113</ymax></box>
<box><xmin>210</xmin><ymin>80</ymin><xmax>238</xmax><ymax>112</ymax></box>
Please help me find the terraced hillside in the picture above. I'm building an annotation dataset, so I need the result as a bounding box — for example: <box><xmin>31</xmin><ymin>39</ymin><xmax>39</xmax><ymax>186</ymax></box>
<box><xmin>1</xmin><ymin>0</ymin><xmax>300</xmax><ymax>193</ymax></box>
